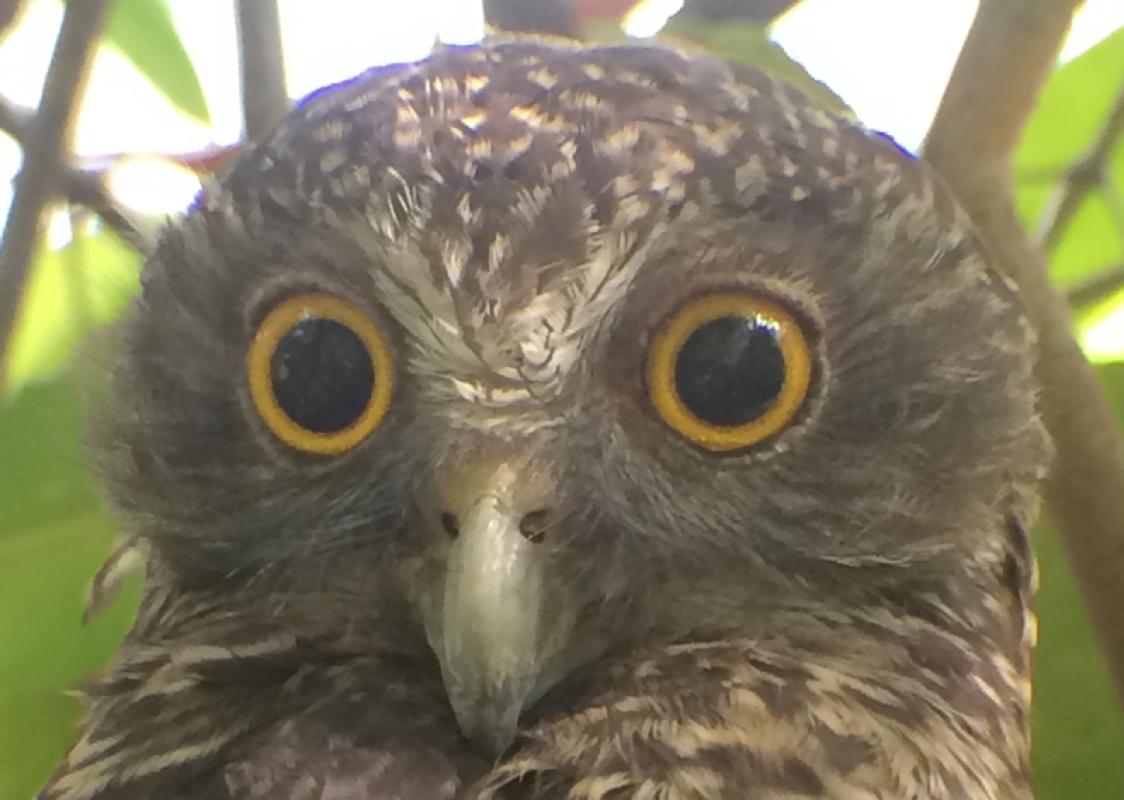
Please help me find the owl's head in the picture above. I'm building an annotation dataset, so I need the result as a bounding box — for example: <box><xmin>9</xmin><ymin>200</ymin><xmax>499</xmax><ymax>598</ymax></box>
<box><xmin>89</xmin><ymin>40</ymin><xmax>1047</xmax><ymax>752</ymax></box>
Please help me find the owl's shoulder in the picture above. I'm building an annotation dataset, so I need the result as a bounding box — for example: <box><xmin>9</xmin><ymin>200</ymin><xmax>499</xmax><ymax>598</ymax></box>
<box><xmin>472</xmin><ymin>623</ymin><xmax>1033</xmax><ymax>800</ymax></box>
<box><xmin>39</xmin><ymin>619</ymin><xmax>483</xmax><ymax>800</ymax></box>
<box><xmin>223</xmin><ymin>717</ymin><xmax>471</xmax><ymax>800</ymax></box>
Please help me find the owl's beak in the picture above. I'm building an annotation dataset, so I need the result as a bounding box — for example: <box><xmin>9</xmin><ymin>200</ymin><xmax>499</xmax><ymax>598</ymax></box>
<box><xmin>425</xmin><ymin>458</ymin><xmax>570</xmax><ymax>755</ymax></box>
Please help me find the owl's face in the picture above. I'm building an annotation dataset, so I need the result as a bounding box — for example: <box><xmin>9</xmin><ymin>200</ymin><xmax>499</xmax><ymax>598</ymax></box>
<box><xmin>91</xmin><ymin>41</ymin><xmax>1046</xmax><ymax>753</ymax></box>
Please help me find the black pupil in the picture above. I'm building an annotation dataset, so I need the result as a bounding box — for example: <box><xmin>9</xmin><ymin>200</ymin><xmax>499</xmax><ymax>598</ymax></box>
<box><xmin>674</xmin><ymin>314</ymin><xmax>786</xmax><ymax>427</ymax></box>
<box><xmin>271</xmin><ymin>317</ymin><xmax>374</xmax><ymax>434</ymax></box>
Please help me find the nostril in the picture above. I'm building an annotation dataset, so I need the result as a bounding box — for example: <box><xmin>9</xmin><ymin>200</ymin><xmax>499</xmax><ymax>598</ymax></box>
<box><xmin>519</xmin><ymin>509</ymin><xmax>550</xmax><ymax>543</ymax></box>
<box><xmin>440</xmin><ymin>512</ymin><xmax>460</xmax><ymax>539</ymax></box>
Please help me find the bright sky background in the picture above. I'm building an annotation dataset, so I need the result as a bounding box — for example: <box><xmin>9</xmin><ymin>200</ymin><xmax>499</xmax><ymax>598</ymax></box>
<box><xmin>0</xmin><ymin>3</ymin><xmax>1119</xmax><ymax>160</ymax></box>
<box><xmin>1</xmin><ymin>0</ymin><xmax>1121</xmax><ymax>215</ymax></box>
<box><xmin>0</xmin><ymin>0</ymin><xmax>1122</xmax><ymax>303</ymax></box>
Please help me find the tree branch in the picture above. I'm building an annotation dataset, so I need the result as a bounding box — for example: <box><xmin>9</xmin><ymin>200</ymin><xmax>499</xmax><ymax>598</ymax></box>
<box><xmin>0</xmin><ymin>0</ymin><xmax>29</xmax><ymax>36</ymax></box>
<box><xmin>234</xmin><ymin>0</ymin><xmax>289</xmax><ymax>143</ymax></box>
<box><xmin>0</xmin><ymin>97</ymin><xmax>154</xmax><ymax>254</ymax></box>
<box><xmin>1037</xmin><ymin>85</ymin><xmax>1124</xmax><ymax>251</ymax></box>
<box><xmin>1066</xmin><ymin>263</ymin><xmax>1124</xmax><ymax>308</ymax></box>
<box><xmin>0</xmin><ymin>0</ymin><xmax>111</xmax><ymax>383</ymax></box>
<box><xmin>925</xmin><ymin>0</ymin><xmax>1124</xmax><ymax>706</ymax></box>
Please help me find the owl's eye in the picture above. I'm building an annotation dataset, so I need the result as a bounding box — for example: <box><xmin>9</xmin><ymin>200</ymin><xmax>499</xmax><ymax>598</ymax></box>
<box><xmin>647</xmin><ymin>292</ymin><xmax>812</xmax><ymax>452</ymax></box>
<box><xmin>247</xmin><ymin>293</ymin><xmax>394</xmax><ymax>454</ymax></box>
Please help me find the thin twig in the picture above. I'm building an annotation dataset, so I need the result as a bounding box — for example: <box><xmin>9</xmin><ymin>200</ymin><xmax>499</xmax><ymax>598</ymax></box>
<box><xmin>0</xmin><ymin>0</ymin><xmax>111</xmax><ymax>382</ymax></box>
<box><xmin>235</xmin><ymin>0</ymin><xmax>289</xmax><ymax>142</ymax></box>
<box><xmin>1101</xmin><ymin>174</ymin><xmax>1124</xmax><ymax>238</ymax></box>
<box><xmin>1037</xmin><ymin>86</ymin><xmax>1124</xmax><ymax>251</ymax></box>
<box><xmin>0</xmin><ymin>97</ymin><xmax>154</xmax><ymax>254</ymax></box>
<box><xmin>1067</xmin><ymin>264</ymin><xmax>1124</xmax><ymax>308</ymax></box>
<box><xmin>62</xmin><ymin>169</ymin><xmax>153</xmax><ymax>254</ymax></box>
<box><xmin>925</xmin><ymin>0</ymin><xmax>1124</xmax><ymax>706</ymax></box>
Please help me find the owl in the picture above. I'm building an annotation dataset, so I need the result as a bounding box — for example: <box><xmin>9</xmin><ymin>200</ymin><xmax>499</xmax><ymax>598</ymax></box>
<box><xmin>42</xmin><ymin>38</ymin><xmax>1048</xmax><ymax>800</ymax></box>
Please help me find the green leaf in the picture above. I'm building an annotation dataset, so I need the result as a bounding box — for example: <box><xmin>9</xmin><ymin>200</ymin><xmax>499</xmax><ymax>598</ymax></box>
<box><xmin>3</xmin><ymin>228</ymin><xmax>142</xmax><ymax>395</ymax></box>
<box><xmin>101</xmin><ymin>0</ymin><xmax>210</xmax><ymax>124</ymax></box>
<box><xmin>0</xmin><ymin>375</ymin><xmax>99</xmax><ymax>534</ymax></box>
<box><xmin>1030</xmin><ymin>362</ymin><xmax>1124</xmax><ymax>797</ymax></box>
<box><xmin>1032</xmin><ymin>526</ymin><xmax>1124</xmax><ymax>797</ymax></box>
<box><xmin>0</xmin><ymin>689</ymin><xmax>85</xmax><ymax>800</ymax></box>
<box><xmin>0</xmin><ymin>376</ymin><xmax>139</xmax><ymax>800</ymax></box>
<box><xmin>660</xmin><ymin>17</ymin><xmax>851</xmax><ymax>116</ymax></box>
<box><xmin>1014</xmin><ymin>26</ymin><xmax>1124</xmax><ymax>291</ymax></box>
<box><xmin>0</xmin><ymin>515</ymin><xmax>139</xmax><ymax>800</ymax></box>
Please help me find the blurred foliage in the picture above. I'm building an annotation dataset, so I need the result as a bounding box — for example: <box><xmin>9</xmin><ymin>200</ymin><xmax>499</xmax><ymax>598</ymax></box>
<box><xmin>661</xmin><ymin>15</ymin><xmax>849</xmax><ymax>115</ymax></box>
<box><xmin>1015</xmin><ymin>27</ymin><xmax>1124</xmax><ymax>290</ymax></box>
<box><xmin>1014</xmin><ymin>27</ymin><xmax>1124</xmax><ymax>359</ymax></box>
<box><xmin>0</xmin><ymin>378</ymin><xmax>140</xmax><ymax>800</ymax></box>
<box><xmin>3</xmin><ymin>227</ymin><xmax>140</xmax><ymax>393</ymax></box>
<box><xmin>0</xmin><ymin>4</ymin><xmax>1123</xmax><ymax>800</ymax></box>
<box><xmin>100</xmin><ymin>0</ymin><xmax>209</xmax><ymax>124</ymax></box>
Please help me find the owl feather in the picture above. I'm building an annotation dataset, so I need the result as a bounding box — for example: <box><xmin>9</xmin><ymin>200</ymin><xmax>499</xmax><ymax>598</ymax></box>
<box><xmin>43</xmin><ymin>38</ymin><xmax>1047</xmax><ymax>800</ymax></box>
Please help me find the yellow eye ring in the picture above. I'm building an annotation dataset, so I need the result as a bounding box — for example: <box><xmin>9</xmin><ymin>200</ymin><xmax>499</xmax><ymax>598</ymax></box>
<box><xmin>247</xmin><ymin>293</ymin><xmax>394</xmax><ymax>455</ymax></box>
<box><xmin>647</xmin><ymin>292</ymin><xmax>812</xmax><ymax>452</ymax></box>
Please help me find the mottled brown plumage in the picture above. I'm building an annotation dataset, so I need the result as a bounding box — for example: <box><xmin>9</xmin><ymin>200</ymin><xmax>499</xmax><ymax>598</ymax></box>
<box><xmin>43</xmin><ymin>38</ymin><xmax>1047</xmax><ymax>800</ymax></box>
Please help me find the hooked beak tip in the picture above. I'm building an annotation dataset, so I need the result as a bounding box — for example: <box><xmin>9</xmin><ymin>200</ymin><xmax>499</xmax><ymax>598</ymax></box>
<box><xmin>419</xmin><ymin>457</ymin><xmax>569</xmax><ymax>755</ymax></box>
<box><xmin>445</xmin><ymin>675</ymin><xmax>535</xmax><ymax>755</ymax></box>
<box><xmin>429</xmin><ymin>493</ymin><xmax>550</xmax><ymax>755</ymax></box>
